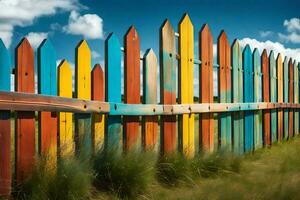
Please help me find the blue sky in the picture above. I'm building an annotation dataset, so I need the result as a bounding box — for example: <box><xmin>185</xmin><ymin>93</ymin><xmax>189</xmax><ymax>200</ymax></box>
<box><xmin>1</xmin><ymin>0</ymin><xmax>300</xmax><ymax>95</ymax></box>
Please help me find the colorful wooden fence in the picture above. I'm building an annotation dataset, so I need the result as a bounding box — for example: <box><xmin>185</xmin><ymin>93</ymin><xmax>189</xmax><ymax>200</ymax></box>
<box><xmin>0</xmin><ymin>13</ymin><xmax>300</xmax><ymax>197</ymax></box>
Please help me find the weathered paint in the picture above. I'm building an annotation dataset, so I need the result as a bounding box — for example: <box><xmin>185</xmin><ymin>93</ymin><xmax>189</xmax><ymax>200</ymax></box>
<box><xmin>199</xmin><ymin>24</ymin><xmax>214</xmax><ymax>152</ymax></box>
<box><xmin>92</xmin><ymin>64</ymin><xmax>105</xmax><ymax>152</ymax></box>
<box><xmin>231</xmin><ymin>39</ymin><xmax>244</xmax><ymax>154</ymax></box>
<box><xmin>105</xmin><ymin>33</ymin><xmax>122</xmax><ymax>148</ymax></box>
<box><xmin>277</xmin><ymin>54</ymin><xmax>284</xmax><ymax>141</ymax></box>
<box><xmin>124</xmin><ymin>26</ymin><xmax>140</xmax><ymax>151</ymax></box>
<box><xmin>283</xmin><ymin>56</ymin><xmax>289</xmax><ymax>140</ymax></box>
<box><xmin>289</xmin><ymin>58</ymin><xmax>294</xmax><ymax>138</ymax></box>
<box><xmin>160</xmin><ymin>20</ymin><xmax>177</xmax><ymax>154</ymax></box>
<box><xmin>58</xmin><ymin>60</ymin><xmax>73</xmax><ymax>156</ymax></box>
<box><xmin>218</xmin><ymin>31</ymin><xmax>232</xmax><ymax>150</ymax></box>
<box><xmin>0</xmin><ymin>39</ymin><xmax>11</xmax><ymax>197</ymax></box>
<box><xmin>178</xmin><ymin>14</ymin><xmax>194</xmax><ymax>157</ymax></box>
<box><xmin>15</xmin><ymin>38</ymin><xmax>36</xmax><ymax>184</ymax></box>
<box><xmin>75</xmin><ymin>40</ymin><xmax>92</xmax><ymax>156</ymax></box>
<box><xmin>142</xmin><ymin>49</ymin><xmax>158</xmax><ymax>150</ymax></box>
<box><xmin>253</xmin><ymin>48</ymin><xmax>263</xmax><ymax>149</ymax></box>
<box><xmin>38</xmin><ymin>39</ymin><xmax>57</xmax><ymax>166</ymax></box>
<box><xmin>243</xmin><ymin>45</ymin><xmax>254</xmax><ymax>152</ymax></box>
<box><xmin>293</xmin><ymin>60</ymin><xmax>299</xmax><ymax>135</ymax></box>
<box><xmin>269</xmin><ymin>51</ymin><xmax>277</xmax><ymax>143</ymax></box>
<box><xmin>262</xmin><ymin>50</ymin><xmax>271</xmax><ymax>146</ymax></box>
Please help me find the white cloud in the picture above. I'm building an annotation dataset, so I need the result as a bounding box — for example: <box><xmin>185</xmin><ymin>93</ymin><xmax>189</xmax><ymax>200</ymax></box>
<box><xmin>26</xmin><ymin>32</ymin><xmax>48</xmax><ymax>49</ymax></box>
<box><xmin>91</xmin><ymin>50</ymin><xmax>101</xmax><ymax>59</ymax></box>
<box><xmin>63</xmin><ymin>11</ymin><xmax>104</xmax><ymax>39</ymax></box>
<box><xmin>0</xmin><ymin>0</ymin><xmax>82</xmax><ymax>47</ymax></box>
<box><xmin>278</xmin><ymin>32</ymin><xmax>300</xmax><ymax>44</ymax></box>
<box><xmin>259</xmin><ymin>31</ymin><xmax>273</xmax><ymax>38</ymax></box>
<box><xmin>239</xmin><ymin>37</ymin><xmax>300</xmax><ymax>62</ymax></box>
<box><xmin>283</xmin><ymin>18</ymin><xmax>300</xmax><ymax>32</ymax></box>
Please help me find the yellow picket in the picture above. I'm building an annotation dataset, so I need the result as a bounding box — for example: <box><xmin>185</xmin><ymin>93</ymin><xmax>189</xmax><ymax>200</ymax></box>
<box><xmin>58</xmin><ymin>60</ymin><xmax>73</xmax><ymax>156</ymax></box>
<box><xmin>179</xmin><ymin>14</ymin><xmax>194</xmax><ymax>157</ymax></box>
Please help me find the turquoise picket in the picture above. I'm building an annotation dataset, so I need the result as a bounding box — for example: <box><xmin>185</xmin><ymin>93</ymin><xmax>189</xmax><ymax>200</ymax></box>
<box><xmin>269</xmin><ymin>51</ymin><xmax>277</xmax><ymax>143</ymax></box>
<box><xmin>243</xmin><ymin>45</ymin><xmax>254</xmax><ymax>152</ymax></box>
<box><xmin>0</xmin><ymin>39</ymin><xmax>12</xmax><ymax>196</ymax></box>
<box><xmin>253</xmin><ymin>48</ymin><xmax>263</xmax><ymax>149</ymax></box>
<box><xmin>232</xmin><ymin>40</ymin><xmax>244</xmax><ymax>154</ymax></box>
<box><xmin>105</xmin><ymin>33</ymin><xmax>122</xmax><ymax>148</ymax></box>
<box><xmin>283</xmin><ymin>57</ymin><xmax>289</xmax><ymax>140</ymax></box>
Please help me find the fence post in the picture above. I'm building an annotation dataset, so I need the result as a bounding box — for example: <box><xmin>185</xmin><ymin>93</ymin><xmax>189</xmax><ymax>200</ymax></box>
<box><xmin>160</xmin><ymin>20</ymin><xmax>177</xmax><ymax>154</ymax></box>
<box><xmin>232</xmin><ymin>40</ymin><xmax>244</xmax><ymax>154</ymax></box>
<box><xmin>75</xmin><ymin>40</ymin><xmax>92</xmax><ymax>156</ymax></box>
<box><xmin>124</xmin><ymin>26</ymin><xmax>141</xmax><ymax>151</ymax></box>
<box><xmin>178</xmin><ymin>14</ymin><xmax>194</xmax><ymax>157</ymax></box>
<box><xmin>283</xmin><ymin>56</ymin><xmax>289</xmax><ymax>140</ymax></box>
<box><xmin>38</xmin><ymin>39</ymin><xmax>57</xmax><ymax>165</ymax></box>
<box><xmin>277</xmin><ymin>54</ymin><xmax>284</xmax><ymax>141</ymax></box>
<box><xmin>199</xmin><ymin>24</ymin><xmax>214</xmax><ymax>152</ymax></box>
<box><xmin>0</xmin><ymin>39</ymin><xmax>11</xmax><ymax>197</ymax></box>
<box><xmin>289</xmin><ymin>58</ymin><xmax>294</xmax><ymax>138</ymax></box>
<box><xmin>58</xmin><ymin>60</ymin><xmax>73</xmax><ymax>156</ymax></box>
<box><xmin>15</xmin><ymin>38</ymin><xmax>36</xmax><ymax>184</ymax></box>
<box><xmin>92</xmin><ymin>64</ymin><xmax>105</xmax><ymax>152</ymax></box>
<box><xmin>269</xmin><ymin>51</ymin><xmax>277</xmax><ymax>143</ymax></box>
<box><xmin>262</xmin><ymin>50</ymin><xmax>271</xmax><ymax>146</ymax></box>
<box><xmin>105</xmin><ymin>33</ymin><xmax>122</xmax><ymax>149</ymax></box>
<box><xmin>253</xmin><ymin>48</ymin><xmax>263</xmax><ymax>149</ymax></box>
<box><xmin>142</xmin><ymin>49</ymin><xmax>158</xmax><ymax>150</ymax></box>
<box><xmin>243</xmin><ymin>45</ymin><xmax>254</xmax><ymax>152</ymax></box>
<box><xmin>218</xmin><ymin>31</ymin><xmax>232</xmax><ymax>150</ymax></box>
<box><xmin>293</xmin><ymin>60</ymin><xmax>299</xmax><ymax>135</ymax></box>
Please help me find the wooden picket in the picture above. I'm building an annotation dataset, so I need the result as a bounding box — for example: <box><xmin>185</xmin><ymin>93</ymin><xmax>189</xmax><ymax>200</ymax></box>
<box><xmin>269</xmin><ymin>51</ymin><xmax>277</xmax><ymax>143</ymax></box>
<box><xmin>283</xmin><ymin>56</ymin><xmax>289</xmax><ymax>140</ymax></box>
<box><xmin>0</xmin><ymin>39</ymin><xmax>11</xmax><ymax>196</ymax></box>
<box><xmin>142</xmin><ymin>49</ymin><xmax>158</xmax><ymax>150</ymax></box>
<box><xmin>179</xmin><ymin>14</ymin><xmax>194</xmax><ymax>157</ymax></box>
<box><xmin>218</xmin><ymin>31</ymin><xmax>232</xmax><ymax>150</ymax></box>
<box><xmin>75</xmin><ymin>40</ymin><xmax>92</xmax><ymax>155</ymax></box>
<box><xmin>160</xmin><ymin>20</ymin><xmax>177</xmax><ymax>154</ymax></box>
<box><xmin>294</xmin><ymin>60</ymin><xmax>299</xmax><ymax>135</ymax></box>
<box><xmin>199</xmin><ymin>24</ymin><xmax>214</xmax><ymax>152</ymax></box>
<box><xmin>91</xmin><ymin>64</ymin><xmax>105</xmax><ymax>151</ymax></box>
<box><xmin>289</xmin><ymin>58</ymin><xmax>294</xmax><ymax>138</ymax></box>
<box><xmin>277</xmin><ymin>54</ymin><xmax>284</xmax><ymax>141</ymax></box>
<box><xmin>243</xmin><ymin>45</ymin><xmax>254</xmax><ymax>152</ymax></box>
<box><xmin>232</xmin><ymin>40</ymin><xmax>244</xmax><ymax>154</ymax></box>
<box><xmin>262</xmin><ymin>50</ymin><xmax>271</xmax><ymax>146</ymax></box>
<box><xmin>15</xmin><ymin>38</ymin><xmax>36</xmax><ymax>184</ymax></box>
<box><xmin>58</xmin><ymin>60</ymin><xmax>73</xmax><ymax>156</ymax></box>
<box><xmin>253</xmin><ymin>48</ymin><xmax>263</xmax><ymax>149</ymax></box>
<box><xmin>38</xmin><ymin>39</ymin><xmax>57</xmax><ymax>165</ymax></box>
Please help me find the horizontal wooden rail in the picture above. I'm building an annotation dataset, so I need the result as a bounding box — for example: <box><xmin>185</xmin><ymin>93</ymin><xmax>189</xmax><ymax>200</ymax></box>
<box><xmin>0</xmin><ymin>91</ymin><xmax>299</xmax><ymax>115</ymax></box>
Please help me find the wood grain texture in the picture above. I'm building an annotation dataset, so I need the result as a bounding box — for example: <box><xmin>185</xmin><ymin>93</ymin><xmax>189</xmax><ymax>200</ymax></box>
<box><xmin>283</xmin><ymin>56</ymin><xmax>289</xmax><ymax>140</ymax></box>
<box><xmin>262</xmin><ymin>50</ymin><xmax>271</xmax><ymax>146</ymax></box>
<box><xmin>218</xmin><ymin>31</ymin><xmax>232</xmax><ymax>150</ymax></box>
<box><xmin>105</xmin><ymin>33</ymin><xmax>122</xmax><ymax>148</ymax></box>
<box><xmin>160</xmin><ymin>20</ymin><xmax>177</xmax><ymax>154</ymax></box>
<box><xmin>277</xmin><ymin>54</ymin><xmax>284</xmax><ymax>141</ymax></box>
<box><xmin>199</xmin><ymin>24</ymin><xmax>214</xmax><ymax>152</ymax></box>
<box><xmin>38</xmin><ymin>39</ymin><xmax>57</xmax><ymax>165</ymax></box>
<box><xmin>289</xmin><ymin>58</ymin><xmax>294</xmax><ymax>138</ymax></box>
<box><xmin>124</xmin><ymin>26</ymin><xmax>140</xmax><ymax>151</ymax></box>
<box><xmin>293</xmin><ymin>60</ymin><xmax>299</xmax><ymax>135</ymax></box>
<box><xmin>243</xmin><ymin>45</ymin><xmax>254</xmax><ymax>152</ymax></box>
<box><xmin>269</xmin><ymin>51</ymin><xmax>277</xmax><ymax>143</ymax></box>
<box><xmin>91</xmin><ymin>64</ymin><xmax>105</xmax><ymax>151</ymax></box>
<box><xmin>58</xmin><ymin>60</ymin><xmax>73</xmax><ymax>156</ymax></box>
<box><xmin>178</xmin><ymin>14</ymin><xmax>194</xmax><ymax>157</ymax></box>
<box><xmin>0</xmin><ymin>39</ymin><xmax>11</xmax><ymax>197</ymax></box>
<box><xmin>142</xmin><ymin>49</ymin><xmax>158</xmax><ymax>150</ymax></box>
<box><xmin>75</xmin><ymin>40</ymin><xmax>92</xmax><ymax>156</ymax></box>
<box><xmin>253</xmin><ymin>48</ymin><xmax>263</xmax><ymax>150</ymax></box>
<box><xmin>15</xmin><ymin>38</ymin><xmax>35</xmax><ymax>184</ymax></box>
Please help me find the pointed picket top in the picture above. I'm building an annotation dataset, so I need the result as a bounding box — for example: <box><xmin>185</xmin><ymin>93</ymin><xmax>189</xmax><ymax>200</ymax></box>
<box><xmin>289</xmin><ymin>58</ymin><xmax>293</xmax><ymax>65</ymax></box>
<box><xmin>106</xmin><ymin>33</ymin><xmax>121</xmax><ymax>48</ymax></box>
<box><xmin>179</xmin><ymin>13</ymin><xmax>193</xmax><ymax>28</ymax></box>
<box><xmin>269</xmin><ymin>50</ymin><xmax>275</xmax><ymax>62</ymax></box>
<box><xmin>232</xmin><ymin>39</ymin><xmax>239</xmax><ymax>48</ymax></box>
<box><xmin>218</xmin><ymin>30</ymin><xmax>229</xmax><ymax>45</ymax></box>
<box><xmin>125</xmin><ymin>26</ymin><xmax>139</xmax><ymax>42</ymax></box>
<box><xmin>243</xmin><ymin>44</ymin><xmax>251</xmax><ymax>54</ymax></box>
<box><xmin>262</xmin><ymin>49</ymin><xmax>268</xmax><ymax>57</ymax></box>
<box><xmin>144</xmin><ymin>48</ymin><xmax>157</xmax><ymax>61</ymax></box>
<box><xmin>253</xmin><ymin>48</ymin><xmax>260</xmax><ymax>56</ymax></box>
<box><xmin>0</xmin><ymin>38</ymin><xmax>11</xmax><ymax>91</ymax></box>
<box><xmin>160</xmin><ymin>19</ymin><xmax>175</xmax><ymax>53</ymax></box>
<box><xmin>92</xmin><ymin>63</ymin><xmax>102</xmax><ymax>74</ymax></box>
<box><xmin>39</xmin><ymin>39</ymin><xmax>55</xmax><ymax>53</ymax></box>
<box><xmin>293</xmin><ymin>59</ymin><xmax>297</xmax><ymax>66</ymax></box>
<box><xmin>76</xmin><ymin>40</ymin><xmax>90</xmax><ymax>54</ymax></box>
<box><xmin>284</xmin><ymin>56</ymin><xmax>288</xmax><ymax>64</ymax></box>
<box><xmin>277</xmin><ymin>53</ymin><xmax>282</xmax><ymax>64</ymax></box>
<box><xmin>17</xmin><ymin>37</ymin><xmax>33</xmax><ymax>53</ymax></box>
<box><xmin>200</xmin><ymin>24</ymin><xmax>212</xmax><ymax>39</ymax></box>
<box><xmin>253</xmin><ymin>48</ymin><xmax>261</xmax><ymax>73</ymax></box>
<box><xmin>58</xmin><ymin>59</ymin><xmax>72</xmax><ymax>76</ymax></box>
